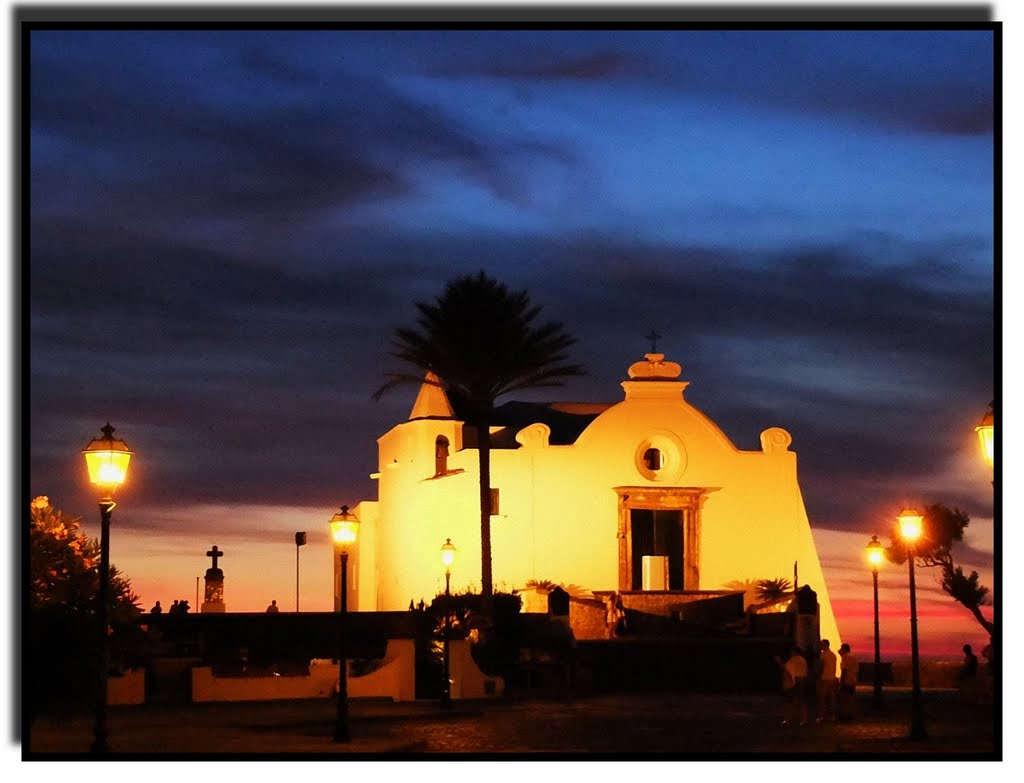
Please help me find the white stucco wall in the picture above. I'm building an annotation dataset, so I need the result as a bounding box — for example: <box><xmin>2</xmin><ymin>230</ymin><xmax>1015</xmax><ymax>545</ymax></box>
<box><xmin>354</xmin><ymin>355</ymin><xmax>841</xmax><ymax>648</ymax></box>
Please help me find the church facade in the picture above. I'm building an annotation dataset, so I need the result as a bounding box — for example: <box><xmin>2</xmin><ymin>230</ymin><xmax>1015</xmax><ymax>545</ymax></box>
<box><xmin>347</xmin><ymin>352</ymin><xmax>841</xmax><ymax>647</ymax></box>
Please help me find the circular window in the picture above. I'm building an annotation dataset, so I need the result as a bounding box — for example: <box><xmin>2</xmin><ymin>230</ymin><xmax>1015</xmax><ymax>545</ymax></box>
<box><xmin>642</xmin><ymin>448</ymin><xmax>663</xmax><ymax>471</ymax></box>
<box><xmin>634</xmin><ymin>432</ymin><xmax>686</xmax><ymax>482</ymax></box>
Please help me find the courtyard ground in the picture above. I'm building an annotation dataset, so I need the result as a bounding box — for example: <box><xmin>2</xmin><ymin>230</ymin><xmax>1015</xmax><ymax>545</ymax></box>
<box><xmin>22</xmin><ymin>685</ymin><xmax>997</xmax><ymax>759</ymax></box>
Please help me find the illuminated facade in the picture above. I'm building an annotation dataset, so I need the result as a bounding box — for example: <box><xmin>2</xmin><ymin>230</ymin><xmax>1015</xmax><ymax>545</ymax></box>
<box><xmin>350</xmin><ymin>353</ymin><xmax>841</xmax><ymax>647</ymax></box>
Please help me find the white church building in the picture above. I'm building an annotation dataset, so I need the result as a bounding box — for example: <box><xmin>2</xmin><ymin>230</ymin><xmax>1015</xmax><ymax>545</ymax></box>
<box><xmin>345</xmin><ymin>352</ymin><xmax>841</xmax><ymax>647</ymax></box>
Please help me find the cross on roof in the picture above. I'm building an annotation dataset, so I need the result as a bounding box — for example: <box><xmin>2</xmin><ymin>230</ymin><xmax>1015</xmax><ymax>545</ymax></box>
<box><xmin>206</xmin><ymin>545</ymin><xmax>224</xmax><ymax>569</ymax></box>
<box><xmin>645</xmin><ymin>329</ymin><xmax>662</xmax><ymax>353</ymax></box>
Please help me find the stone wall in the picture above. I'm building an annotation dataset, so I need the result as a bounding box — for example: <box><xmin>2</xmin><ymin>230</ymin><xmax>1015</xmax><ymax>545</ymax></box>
<box><xmin>567</xmin><ymin>596</ymin><xmax>608</xmax><ymax>640</ymax></box>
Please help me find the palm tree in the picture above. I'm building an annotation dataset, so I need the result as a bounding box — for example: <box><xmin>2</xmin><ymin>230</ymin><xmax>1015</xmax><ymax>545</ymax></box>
<box><xmin>721</xmin><ymin>578</ymin><xmax>761</xmax><ymax>609</ymax></box>
<box><xmin>755</xmin><ymin>577</ymin><xmax>793</xmax><ymax>604</ymax></box>
<box><xmin>374</xmin><ymin>271</ymin><xmax>584</xmax><ymax>611</ymax></box>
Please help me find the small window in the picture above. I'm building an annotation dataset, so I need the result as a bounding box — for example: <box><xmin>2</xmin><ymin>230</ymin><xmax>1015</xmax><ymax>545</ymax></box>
<box><xmin>634</xmin><ymin>432</ymin><xmax>687</xmax><ymax>482</ymax></box>
<box><xmin>435</xmin><ymin>436</ymin><xmax>449</xmax><ymax>476</ymax></box>
<box><xmin>643</xmin><ymin>448</ymin><xmax>663</xmax><ymax>471</ymax></box>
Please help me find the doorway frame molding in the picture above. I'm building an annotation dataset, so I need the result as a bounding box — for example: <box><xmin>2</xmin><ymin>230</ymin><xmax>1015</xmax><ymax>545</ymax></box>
<box><xmin>613</xmin><ymin>486</ymin><xmax>718</xmax><ymax>591</ymax></box>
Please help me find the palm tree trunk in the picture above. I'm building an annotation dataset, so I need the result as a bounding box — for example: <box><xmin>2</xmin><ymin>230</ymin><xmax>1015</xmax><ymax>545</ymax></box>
<box><xmin>969</xmin><ymin>605</ymin><xmax>995</xmax><ymax>636</ymax></box>
<box><xmin>477</xmin><ymin>420</ymin><xmax>494</xmax><ymax>616</ymax></box>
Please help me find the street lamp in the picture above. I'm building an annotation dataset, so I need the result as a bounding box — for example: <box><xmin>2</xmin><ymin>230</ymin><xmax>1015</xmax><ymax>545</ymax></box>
<box><xmin>295</xmin><ymin>531</ymin><xmax>306</xmax><ymax>612</ymax></box>
<box><xmin>329</xmin><ymin>506</ymin><xmax>359</xmax><ymax>742</ymax></box>
<box><xmin>866</xmin><ymin>535</ymin><xmax>885</xmax><ymax>710</ymax></box>
<box><xmin>976</xmin><ymin>401</ymin><xmax>994</xmax><ymax>468</ymax></box>
<box><xmin>81</xmin><ymin>423</ymin><xmax>133</xmax><ymax>754</ymax></box>
<box><xmin>440</xmin><ymin>538</ymin><xmax>456</xmax><ymax>709</ymax></box>
<box><xmin>897</xmin><ymin>507</ymin><xmax>927</xmax><ymax>741</ymax></box>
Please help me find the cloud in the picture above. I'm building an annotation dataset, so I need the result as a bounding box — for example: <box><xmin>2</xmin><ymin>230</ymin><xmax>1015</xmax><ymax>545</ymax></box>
<box><xmin>449</xmin><ymin>48</ymin><xmax>646</xmax><ymax>81</ymax></box>
<box><xmin>30</xmin><ymin>31</ymin><xmax>540</xmax><ymax>233</ymax></box>
<box><xmin>27</xmin><ymin>28</ymin><xmax>993</xmax><ymax>561</ymax></box>
<box><xmin>670</xmin><ymin>30</ymin><xmax>995</xmax><ymax>137</ymax></box>
<box><xmin>423</xmin><ymin>30</ymin><xmax>994</xmax><ymax>138</ymax></box>
<box><xmin>30</xmin><ymin>222</ymin><xmax>992</xmax><ymax>530</ymax></box>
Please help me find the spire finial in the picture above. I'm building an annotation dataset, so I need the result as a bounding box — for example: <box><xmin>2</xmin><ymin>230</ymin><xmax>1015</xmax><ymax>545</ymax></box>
<box><xmin>645</xmin><ymin>329</ymin><xmax>662</xmax><ymax>353</ymax></box>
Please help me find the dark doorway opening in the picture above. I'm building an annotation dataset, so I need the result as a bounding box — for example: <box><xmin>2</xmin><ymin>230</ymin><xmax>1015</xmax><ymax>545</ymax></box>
<box><xmin>630</xmin><ymin>509</ymin><xmax>684</xmax><ymax>589</ymax></box>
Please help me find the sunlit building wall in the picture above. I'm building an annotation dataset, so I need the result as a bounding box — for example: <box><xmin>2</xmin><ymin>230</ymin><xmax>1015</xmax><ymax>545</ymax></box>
<box><xmin>352</xmin><ymin>353</ymin><xmax>841</xmax><ymax>648</ymax></box>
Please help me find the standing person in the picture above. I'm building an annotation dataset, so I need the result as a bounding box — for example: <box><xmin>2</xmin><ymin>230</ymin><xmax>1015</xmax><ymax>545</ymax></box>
<box><xmin>816</xmin><ymin>638</ymin><xmax>838</xmax><ymax>723</ymax></box>
<box><xmin>266</xmin><ymin>599</ymin><xmax>280</xmax><ymax>613</ymax></box>
<box><xmin>606</xmin><ymin>593</ymin><xmax>625</xmax><ymax>639</ymax></box>
<box><xmin>838</xmin><ymin>643</ymin><xmax>859</xmax><ymax>721</ymax></box>
<box><xmin>957</xmin><ymin>644</ymin><xmax>978</xmax><ymax>682</ymax></box>
<box><xmin>776</xmin><ymin>646</ymin><xmax>809</xmax><ymax>726</ymax></box>
<box><xmin>149</xmin><ymin>600</ymin><xmax>162</xmax><ymax>614</ymax></box>
<box><xmin>179</xmin><ymin>599</ymin><xmax>190</xmax><ymax>614</ymax></box>
<box><xmin>170</xmin><ymin>599</ymin><xmax>180</xmax><ymax>615</ymax></box>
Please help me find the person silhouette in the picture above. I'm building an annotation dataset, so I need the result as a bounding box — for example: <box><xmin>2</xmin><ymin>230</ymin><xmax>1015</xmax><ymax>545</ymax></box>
<box><xmin>838</xmin><ymin>643</ymin><xmax>859</xmax><ymax>721</ymax></box>
<box><xmin>150</xmin><ymin>600</ymin><xmax>162</xmax><ymax>614</ymax></box>
<box><xmin>266</xmin><ymin>600</ymin><xmax>280</xmax><ymax>613</ymax></box>
<box><xmin>776</xmin><ymin>646</ymin><xmax>809</xmax><ymax>726</ymax></box>
<box><xmin>606</xmin><ymin>593</ymin><xmax>626</xmax><ymax>639</ymax></box>
<box><xmin>170</xmin><ymin>599</ymin><xmax>180</xmax><ymax>614</ymax></box>
<box><xmin>816</xmin><ymin>638</ymin><xmax>838</xmax><ymax>722</ymax></box>
<box><xmin>958</xmin><ymin>644</ymin><xmax>978</xmax><ymax>681</ymax></box>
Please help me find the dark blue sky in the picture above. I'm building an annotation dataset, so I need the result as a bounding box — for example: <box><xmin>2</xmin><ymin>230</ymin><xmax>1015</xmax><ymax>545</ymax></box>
<box><xmin>29</xmin><ymin>26</ymin><xmax>995</xmax><ymax>563</ymax></box>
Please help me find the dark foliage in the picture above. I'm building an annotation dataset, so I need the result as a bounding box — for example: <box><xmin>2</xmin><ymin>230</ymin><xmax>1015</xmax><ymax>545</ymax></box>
<box><xmin>374</xmin><ymin>271</ymin><xmax>584</xmax><ymax>604</ymax></box>
<box><xmin>885</xmin><ymin>503</ymin><xmax>993</xmax><ymax>636</ymax></box>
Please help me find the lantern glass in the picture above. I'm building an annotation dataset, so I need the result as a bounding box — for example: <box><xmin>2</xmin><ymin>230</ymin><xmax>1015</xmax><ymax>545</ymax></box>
<box><xmin>866</xmin><ymin>536</ymin><xmax>884</xmax><ymax>567</ymax></box>
<box><xmin>441</xmin><ymin>538</ymin><xmax>456</xmax><ymax>570</ymax></box>
<box><xmin>976</xmin><ymin>423</ymin><xmax>994</xmax><ymax>466</ymax></box>
<box><xmin>898</xmin><ymin>508</ymin><xmax>923</xmax><ymax>542</ymax></box>
<box><xmin>329</xmin><ymin>510</ymin><xmax>359</xmax><ymax>547</ymax></box>
<box><xmin>975</xmin><ymin>403</ymin><xmax>994</xmax><ymax>466</ymax></box>
<box><xmin>82</xmin><ymin>425</ymin><xmax>132</xmax><ymax>490</ymax></box>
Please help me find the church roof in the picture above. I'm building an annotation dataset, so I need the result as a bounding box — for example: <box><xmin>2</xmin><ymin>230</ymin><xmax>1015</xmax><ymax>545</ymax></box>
<box><xmin>443</xmin><ymin>353</ymin><xmax>686</xmax><ymax>447</ymax></box>
<box><xmin>408</xmin><ymin>372</ymin><xmax>455</xmax><ymax>420</ymax></box>
<box><xmin>485</xmin><ymin>400</ymin><xmax>612</xmax><ymax>447</ymax></box>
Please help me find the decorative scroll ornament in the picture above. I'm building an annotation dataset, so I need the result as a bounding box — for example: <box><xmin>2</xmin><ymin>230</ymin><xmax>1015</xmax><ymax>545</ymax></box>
<box><xmin>760</xmin><ymin>427</ymin><xmax>793</xmax><ymax>453</ymax></box>
<box><xmin>515</xmin><ymin>423</ymin><xmax>551</xmax><ymax>449</ymax></box>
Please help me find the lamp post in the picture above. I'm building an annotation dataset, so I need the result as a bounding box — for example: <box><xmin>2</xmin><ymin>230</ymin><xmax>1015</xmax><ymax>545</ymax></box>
<box><xmin>295</xmin><ymin>531</ymin><xmax>306</xmax><ymax>612</ymax></box>
<box><xmin>898</xmin><ymin>508</ymin><xmax>927</xmax><ymax>741</ymax></box>
<box><xmin>81</xmin><ymin>423</ymin><xmax>133</xmax><ymax>754</ymax></box>
<box><xmin>440</xmin><ymin>538</ymin><xmax>456</xmax><ymax>709</ymax></box>
<box><xmin>866</xmin><ymin>535</ymin><xmax>885</xmax><ymax>710</ymax></box>
<box><xmin>329</xmin><ymin>506</ymin><xmax>359</xmax><ymax>742</ymax></box>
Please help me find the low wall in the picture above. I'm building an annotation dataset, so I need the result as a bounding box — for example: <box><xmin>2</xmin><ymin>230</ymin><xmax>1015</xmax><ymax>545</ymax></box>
<box><xmin>568</xmin><ymin>597</ymin><xmax>607</xmax><ymax>640</ymax></box>
<box><xmin>890</xmin><ymin>660</ymin><xmax>993</xmax><ymax>690</ymax></box>
<box><xmin>189</xmin><ymin>638</ymin><xmax>500</xmax><ymax>703</ymax></box>
<box><xmin>192</xmin><ymin>639</ymin><xmax>415</xmax><ymax>702</ymax></box>
<box><xmin>451</xmin><ymin>639</ymin><xmax>504</xmax><ymax>699</ymax></box>
<box><xmin>108</xmin><ymin>669</ymin><xmax>145</xmax><ymax>705</ymax></box>
<box><xmin>348</xmin><ymin>639</ymin><xmax>416</xmax><ymax>701</ymax></box>
<box><xmin>575</xmin><ymin>591</ymin><xmax>746</xmax><ymax>639</ymax></box>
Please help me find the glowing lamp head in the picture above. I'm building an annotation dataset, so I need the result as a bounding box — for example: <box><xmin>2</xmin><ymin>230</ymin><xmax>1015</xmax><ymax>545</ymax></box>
<box><xmin>441</xmin><ymin>538</ymin><xmax>456</xmax><ymax>571</ymax></box>
<box><xmin>976</xmin><ymin>402</ymin><xmax>994</xmax><ymax>467</ymax></box>
<box><xmin>329</xmin><ymin>505</ymin><xmax>359</xmax><ymax>548</ymax></box>
<box><xmin>897</xmin><ymin>508</ymin><xmax>923</xmax><ymax>543</ymax></box>
<box><xmin>866</xmin><ymin>535</ymin><xmax>885</xmax><ymax>569</ymax></box>
<box><xmin>82</xmin><ymin>423</ymin><xmax>132</xmax><ymax>491</ymax></box>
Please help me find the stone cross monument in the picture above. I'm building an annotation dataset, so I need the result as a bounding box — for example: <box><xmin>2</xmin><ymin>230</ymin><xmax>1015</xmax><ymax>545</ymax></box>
<box><xmin>201</xmin><ymin>544</ymin><xmax>226</xmax><ymax>613</ymax></box>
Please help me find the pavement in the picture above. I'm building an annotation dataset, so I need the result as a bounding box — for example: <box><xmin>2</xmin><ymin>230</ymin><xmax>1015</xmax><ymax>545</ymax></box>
<box><xmin>22</xmin><ymin>686</ymin><xmax>998</xmax><ymax>759</ymax></box>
